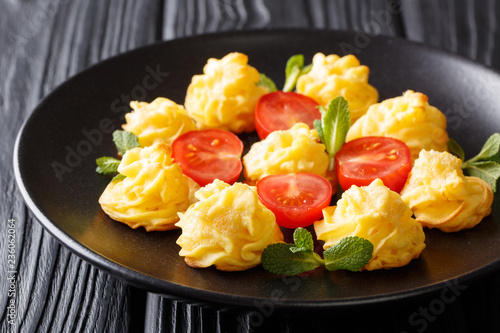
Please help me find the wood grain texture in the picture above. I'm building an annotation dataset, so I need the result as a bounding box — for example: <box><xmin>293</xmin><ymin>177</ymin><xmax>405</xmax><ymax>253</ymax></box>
<box><xmin>2</xmin><ymin>0</ymin><xmax>500</xmax><ymax>332</ymax></box>
<box><xmin>401</xmin><ymin>0</ymin><xmax>500</xmax><ymax>69</ymax></box>
<box><xmin>162</xmin><ymin>0</ymin><xmax>403</xmax><ymax>40</ymax></box>
<box><xmin>1</xmin><ymin>0</ymin><xmax>160</xmax><ymax>332</ymax></box>
<box><xmin>146</xmin><ymin>275</ymin><xmax>500</xmax><ymax>333</ymax></box>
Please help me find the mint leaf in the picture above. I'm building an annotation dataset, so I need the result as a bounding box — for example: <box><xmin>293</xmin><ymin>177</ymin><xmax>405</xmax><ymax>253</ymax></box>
<box><xmin>262</xmin><ymin>243</ymin><xmax>323</xmax><ymax>276</ymax></box>
<box><xmin>324</xmin><ymin>236</ymin><xmax>373</xmax><ymax>272</ymax></box>
<box><xmin>468</xmin><ymin>133</ymin><xmax>500</xmax><ymax>163</ymax></box>
<box><xmin>96</xmin><ymin>156</ymin><xmax>121</xmax><ymax>175</ymax></box>
<box><xmin>447</xmin><ymin>138</ymin><xmax>465</xmax><ymax>161</ymax></box>
<box><xmin>111</xmin><ymin>173</ymin><xmax>126</xmax><ymax>182</ymax></box>
<box><xmin>315</xmin><ymin>96</ymin><xmax>351</xmax><ymax>171</ymax></box>
<box><xmin>262</xmin><ymin>231</ymin><xmax>373</xmax><ymax>276</ymax></box>
<box><xmin>290</xmin><ymin>227</ymin><xmax>314</xmax><ymax>253</ymax></box>
<box><xmin>282</xmin><ymin>54</ymin><xmax>311</xmax><ymax>92</ymax></box>
<box><xmin>285</xmin><ymin>54</ymin><xmax>304</xmax><ymax>79</ymax></box>
<box><xmin>300</xmin><ymin>64</ymin><xmax>312</xmax><ymax>76</ymax></box>
<box><xmin>257</xmin><ymin>73</ymin><xmax>277</xmax><ymax>92</ymax></box>
<box><xmin>113</xmin><ymin>130</ymin><xmax>140</xmax><ymax>155</ymax></box>
<box><xmin>465</xmin><ymin>161</ymin><xmax>500</xmax><ymax>192</ymax></box>
<box><xmin>313</xmin><ymin>119</ymin><xmax>325</xmax><ymax>143</ymax></box>
<box><xmin>459</xmin><ymin>133</ymin><xmax>500</xmax><ymax>192</ymax></box>
<box><xmin>262</xmin><ymin>228</ymin><xmax>323</xmax><ymax>276</ymax></box>
<box><xmin>489</xmin><ymin>154</ymin><xmax>500</xmax><ymax>163</ymax></box>
<box><xmin>96</xmin><ymin>156</ymin><xmax>126</xmax><ymax>182</ymax></box>
<box><xmin>96</xmin><ymin>131</ymin><xmax>137</xmax><ymax>180</ymax></box>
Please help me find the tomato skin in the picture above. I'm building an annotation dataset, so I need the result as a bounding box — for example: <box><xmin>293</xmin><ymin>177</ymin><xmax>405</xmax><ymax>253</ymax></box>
<box><xmin>255</xmin><ymin>91</ymin><xmax>321</xmax><ymax>140</ymax></box>
<box><xmin>256</xmin><ymin>173</ymin><xmax>333</xmax><ymax>229</ymax></box>
<box><xmin>335</xmin><ymin>136</ymin><xmax>412</xmax><ymax>193</ymax></box>
<box><xmin>171</xmin><ymin>129</ymin><xmax>243</xmax><ymax>187</ymax></box>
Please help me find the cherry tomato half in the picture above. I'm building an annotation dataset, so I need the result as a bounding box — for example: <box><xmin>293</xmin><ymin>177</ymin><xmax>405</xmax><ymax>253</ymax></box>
<box><xmin>172</xmin><ymin>129</ymin><xmax>243</xmax><ymax>187</ymax></box>
<box><xmin>256</xmin><ymin>173</ymin><xmax>333</xmax><ymax>229</ymax></box>
<box><xmin>255</xmin><ymin>91</ymin><xmax>321</xmax><ymax>140</ymax></box>
<box><xmin>335</xmin><ymin>136</ymin><xmax>412</xmax><ymax>193</ymax></box>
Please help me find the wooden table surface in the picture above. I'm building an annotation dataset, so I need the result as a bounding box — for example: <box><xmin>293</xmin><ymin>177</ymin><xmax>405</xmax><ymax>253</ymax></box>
<box><xmin>1</xmin><ymin>1</ymin><xmax>500</xmax><ymax>332</ymax></box>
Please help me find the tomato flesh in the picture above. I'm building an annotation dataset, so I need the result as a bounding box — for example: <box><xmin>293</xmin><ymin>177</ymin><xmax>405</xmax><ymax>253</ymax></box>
<box><xmin>256</xmin><ymin>173</ymin><xmax>333</xmax><ymax>229</ymax></box>
<box><xmin>172</xmin><ymin>129</ymin><xmax>243</xmax><ymax>186</ymax></box>
<box><xmin>335</xmin><ymin>136</ymin><xmax>412</xmax><ymax>192</ymax></box>
<box><xmin>255</xmin><ymin>91</ymin><xmax>321</xmax><ymax>140</ymax></box>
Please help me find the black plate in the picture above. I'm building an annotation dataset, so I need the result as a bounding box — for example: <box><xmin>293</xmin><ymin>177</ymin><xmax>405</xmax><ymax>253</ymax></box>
<box><xmin>14</xmin><ymin>29</ymin><xmax>500</xmax><ymax>309</ymax></box>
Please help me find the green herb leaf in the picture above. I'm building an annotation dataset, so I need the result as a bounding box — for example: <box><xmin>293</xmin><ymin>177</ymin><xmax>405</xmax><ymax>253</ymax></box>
<box><xmin>282</xmin><ymin>54</ymin><xmax>311</xmax><ymax>92</ymax></box>
<box><xmin>285</xmin><ymin>54</ymin><xmax>304</xmax><ymax>79</ymax></box>
<box><xmin>459</xmin><ymin>133</ymin><xmax>500</xmax><ymax>192</ymax></box>
<box><xmin>113</xmin><ymin>130</ymin><xmax>140</xmax><ymax>155</ymax></box>
<box><xmin>315</xmin><ymin>96</ymin><xmax>351</xmax><ymax>171</ymax></box>
<box><xmin>323</xmin><ymin>236</ymin><xmax>373</xmax><ymax>272</ymax></box>
<box><xmin>262</xmin><ymin>230</ymin><xmax>373</xmax><ymax>276</ymax></box>
<box><xmin>262</xmin><ymin>243</ymin><xmax>323</xmax><ymax>276</ymax></box>
<box><xmin>290</xmin><ymin>227</ymin><xmax>314</xmax><ymax>253</ymax></box>
<box><xmin>447</xmin><ymin>138</ymin><xmax>465</xmax><ymax>161</ymax></box>
<box><xmin>489</xmin><ymin>154</ymin><xmax>500</xmax><ymax>163</ymax></box>
<box><xmin>300</xmin><ymin>63</ymin><xmax>312</xmax><ymax>76</ymax></box>
<box><xmin>96</xmin><ymin>156</ymin><xmax>121</xmax><ymax>175</ymax></box>
<box><xmin>468</xmin><ymin>133</ymin><xmax>500</xmax><ymax>163</ymax></box>
<box><xmin>257</xmin><ymin>73</ymin><xmax>277</xmax><ymax>92</ymax></box>
<box><xmin>313</xmin><ymin>119</ymin><xmax>325</xmax><ymax>143</ymax></box>
<box><xmin>111</xmin><ymin>173</ymin><xmax>126</xmax><ymax>182</ymax></box>
<box><xmin>464</xmin><ymin>160</ymin><xmax>500</xmax><ymax>192</ymax></box>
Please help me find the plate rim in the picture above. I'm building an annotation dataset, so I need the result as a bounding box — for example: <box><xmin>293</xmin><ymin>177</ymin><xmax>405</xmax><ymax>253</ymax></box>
<box><xmin>13</xmin><ymin>27</ymin><xmax>500</xmax><ymax>309</ymax></box>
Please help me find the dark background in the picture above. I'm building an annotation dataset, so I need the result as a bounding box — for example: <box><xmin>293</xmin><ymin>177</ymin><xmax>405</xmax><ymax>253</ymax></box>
<box><xmin>1</xmin><ymin>1</ymin><xmax>500</xmax><ymax>332</ymax></box>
